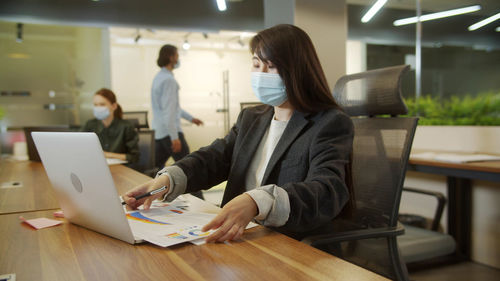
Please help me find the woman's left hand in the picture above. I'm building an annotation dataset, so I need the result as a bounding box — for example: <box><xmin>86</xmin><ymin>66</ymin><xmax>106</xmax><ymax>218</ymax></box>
<box><xmin>202</xmin><ymin>194</ymin><xmax>258</xmax><ymax>242</ymax></box>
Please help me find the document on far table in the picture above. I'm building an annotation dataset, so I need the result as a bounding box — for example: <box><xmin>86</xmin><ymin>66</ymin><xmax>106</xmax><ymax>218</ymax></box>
<box><xmin>106</xmin><ymin>158</ymin><xmax>128</xmax><ymax>165</ymax></box>
<box><xmin>410</xmin><ymin>152</ymin><xmax>500</xmax><ymax>163</ymax></box>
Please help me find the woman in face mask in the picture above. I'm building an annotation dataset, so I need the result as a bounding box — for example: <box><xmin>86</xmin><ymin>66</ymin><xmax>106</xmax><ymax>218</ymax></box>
<box><xmin>123</xmin><ymin>24</ymin><xmax>354</xmax><ymax>243</ymax></box>
<box><xmin>81</xmin><ymin>88</ymin><xmax>139</xmax><ymax>163</ymax></box>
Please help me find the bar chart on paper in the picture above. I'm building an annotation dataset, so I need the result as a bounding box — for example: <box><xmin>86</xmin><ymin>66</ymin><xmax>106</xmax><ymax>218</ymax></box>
<box><xmin>127</xmin><ymin>197</ymin><xmax>258</xmax><ymax>247</ymax></box>
<box><xmin>126</xmin><ymin>198</ymin><xmax>218</xmax><ymax>247</ymax></box>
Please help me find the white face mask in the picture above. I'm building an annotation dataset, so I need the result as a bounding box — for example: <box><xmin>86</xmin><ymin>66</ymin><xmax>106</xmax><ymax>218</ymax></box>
<box><xmin>174</xmin><ymin>59</ymin><xmax>180</xmax><ymax>69</ymax></box>
<box><xmin>93</xmin><ymin>106</ymin><xmax>110</xmax><ymax>120</ymax></box>
<box><xmin>251</xmin><ymin>72</ymin><xmax>287</xmax><ymax>106</ymax></box>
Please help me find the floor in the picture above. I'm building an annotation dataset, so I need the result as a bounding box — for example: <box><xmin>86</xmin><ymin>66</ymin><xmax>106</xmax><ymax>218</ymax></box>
<box><xmin>409</xmin><ymin>262</ymin><xmax>500</xmax><ymax>281</ymax></box>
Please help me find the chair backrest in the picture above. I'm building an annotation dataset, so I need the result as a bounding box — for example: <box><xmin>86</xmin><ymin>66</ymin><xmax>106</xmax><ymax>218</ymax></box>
<box><xmin>334</xmin><ymin>65</ymin><xmax>418</xmax><ymax>229</ymax></box>
<box><xmin>131</xmin><ymin>130</ymin><xmax>155</xmax><ymax>175</ymax></box>
<box><xmin>123</xmin><ymin>111</ymin><xmax>148</xmax><ymax>129</ymax></box>
<box><xmin>23</xmin><ymin>126</ymin><xmax>71</xmax><ymax>161</ymax></box>
<box><xmin>334</xmin><ymin>65</ymin><xmax>409</xmax><ymax>117</ymax></box>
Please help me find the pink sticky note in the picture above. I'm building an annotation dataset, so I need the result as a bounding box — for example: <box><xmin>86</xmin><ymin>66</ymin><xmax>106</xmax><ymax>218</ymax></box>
<box><xmin>19</xmin><ymin>216</ymin><xmax>62</xmax><ymax>230</ymax></box>
<box><xmin>53</xmin><ymin>210</ymin><xmax>64</xmax><ymax>218</ymax></box>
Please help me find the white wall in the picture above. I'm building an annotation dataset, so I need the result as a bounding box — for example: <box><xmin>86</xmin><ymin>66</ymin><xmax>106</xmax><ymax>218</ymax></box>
<box><xmin>412</xmin><ymin>126</ymin><xmax>500</xmax><ymax>155</ymax></box>
<box><xmin>346</xmin><ymin>40</ymin><xmax>366</xmax><ymax>74</ymax></box>
<box><xmin>295</xmin><ymin>0</ymin><xmax>347</xmax><ymax>90</ymax></box>
<box><xmin>110</xmin><ymin>41</ymin><xmax>257</xmax><ymax>152</ymax></box>
<box><xmin>401</xmin><ymin>125</ymin><xmax>500</xmax><ymax>268</ymax></box>
<box><xmin>0</xmin><ymin>22</ymin><xmax>109</xmax><ymax>129</ymax></box>
<box><xmin>75</xmin><ymin>28</ymin><xmax>111</xmax><ymax>124</ymax></box>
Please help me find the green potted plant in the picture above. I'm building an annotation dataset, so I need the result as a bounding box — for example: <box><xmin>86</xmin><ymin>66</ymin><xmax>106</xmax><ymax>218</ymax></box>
<box><xmin>404</xmin><ymin>92</ymin><xmax>500</xmax><ymax>126</ymax></box>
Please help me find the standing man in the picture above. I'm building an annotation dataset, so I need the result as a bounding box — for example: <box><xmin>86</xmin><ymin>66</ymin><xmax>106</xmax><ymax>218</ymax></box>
<box><xmin>151</xmin><ymin>44</ymin><xmax>204</xmax><ymax>198</ymax></box>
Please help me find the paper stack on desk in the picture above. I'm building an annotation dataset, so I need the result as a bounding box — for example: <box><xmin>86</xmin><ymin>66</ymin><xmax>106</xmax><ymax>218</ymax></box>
<box><xmin>411</xmin><ymin>152</ymin><xmax>500</xmax><ymax>163</ymax></box>
<box><xmin>126</xmin><ymin>198</ymin><xmax>257</xmax><ymax>247</ymax></box>
<box><xmin>106</xmin><ymin>158</ymin><xmax>128</xmax><ymax>165</ymax></box>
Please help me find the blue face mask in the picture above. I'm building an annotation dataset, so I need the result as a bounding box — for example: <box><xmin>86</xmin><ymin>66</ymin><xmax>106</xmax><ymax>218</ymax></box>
<box><xmin>251</xmin><ymin>72</ymin><xmax>287</xmax><ymax>106</ymax></box>
<box><xmin>93</xmin><ymin>106</ymin><xmax>110</xmax><ymax>120</ymax></box>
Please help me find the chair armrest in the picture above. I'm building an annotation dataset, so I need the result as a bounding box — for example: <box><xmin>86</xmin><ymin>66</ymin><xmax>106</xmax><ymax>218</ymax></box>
<box><xmin>302</xmin><ymin>222</ymin><xmax>405</xmax><ymax>248</ymax></box>
<box><xmin>403</xmin><ymin>187</ymin><xmax>446</xmax><ymax>231</ymax></box>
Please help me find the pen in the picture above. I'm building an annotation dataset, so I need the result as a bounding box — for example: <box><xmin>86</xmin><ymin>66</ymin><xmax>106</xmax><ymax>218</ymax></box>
<box><xmin>122</xmin><ymin>186</ymin><xmax>167</xmax><ymax>205</ymax></box>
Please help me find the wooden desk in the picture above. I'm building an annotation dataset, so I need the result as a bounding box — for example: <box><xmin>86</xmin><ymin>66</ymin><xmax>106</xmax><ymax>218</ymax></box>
<box><xmin>0</xmin><ymin>162</ymin><xmax>388</xmax><ymax>281</ymax></box>
<box><xmin>407</xmin><ymin>156</ymin><xmax>500</xmax><ymax>260</ymax></box>
<box><xmin>0</xmin><ymin>160</ymin><xmax>148</xmax><ymax>214</ymax></box>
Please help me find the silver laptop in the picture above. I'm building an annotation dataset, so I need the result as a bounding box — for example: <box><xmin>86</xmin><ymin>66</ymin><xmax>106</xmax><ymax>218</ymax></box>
<box><xmin>32</xmin><ymin>132</ymin><xmax>143</xmax><ymax>244</ymax></box>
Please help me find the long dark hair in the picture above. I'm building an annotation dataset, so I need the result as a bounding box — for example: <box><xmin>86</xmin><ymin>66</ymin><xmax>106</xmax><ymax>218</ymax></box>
<box><xmin>251</xmin><ymin>24</ymin><xmax>354</xmax><ymax>218</ymax></box>
<box><xmin>95</xmin><ymin>88</ymin><xmax>123</xmax><ymax>119</ymax></box>
<box><xmin>157</xmin><ymin>44</ymin><xmax>177</xmax><ymax>67</ymax></box>
<box><xmin>250</xmin><ymin>24</ymin><xmax>340</xmax><ymax>113</ymax></box>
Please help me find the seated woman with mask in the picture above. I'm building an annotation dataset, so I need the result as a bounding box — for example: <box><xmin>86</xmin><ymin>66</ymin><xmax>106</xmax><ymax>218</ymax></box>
<box><xmin>123</xmin><ymin>24</ymin><xmax>354</xmax><ymax>242</ymax></box>
<box><xmin>82</xmin><ymin>88</ymin><xmax>139</xmax><ymax>163</ymax></box>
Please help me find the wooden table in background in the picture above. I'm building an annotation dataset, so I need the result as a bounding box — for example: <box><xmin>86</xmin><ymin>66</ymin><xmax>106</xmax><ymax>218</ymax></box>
<box><xmin>0</xmin><ymin>161</ymin><xmax>388</xmax><ymax>281</ymax></box>
<box><xmin>0</xmin><ymin>160</ymin><xmax>148</xmax><ymax>214</ymax></box>
<box><xmin>407</xmin><ymin>156</ymin><xmax>500</xmax><ymax>260</ymax></box>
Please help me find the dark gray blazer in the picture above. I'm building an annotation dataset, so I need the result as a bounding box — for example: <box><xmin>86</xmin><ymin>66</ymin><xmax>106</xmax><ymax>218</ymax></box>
<box><xmin>175</xmin><ymin>104</ymin><xmax>354</xmax><ymax>238</ymax></box>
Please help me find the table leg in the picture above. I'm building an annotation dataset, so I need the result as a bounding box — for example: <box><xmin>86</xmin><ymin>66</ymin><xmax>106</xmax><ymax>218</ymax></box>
<box><xmin>447</xmin><ymin>177</ymin><xmax>472</xmax><ymax>260</ymax></box>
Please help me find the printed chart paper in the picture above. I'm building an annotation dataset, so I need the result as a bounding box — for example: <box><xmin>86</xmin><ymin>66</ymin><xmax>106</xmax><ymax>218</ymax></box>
<box><xmin>126</xmin><ymin>199</ymin><xmax>217</xmax><ymax>247</ymax></box>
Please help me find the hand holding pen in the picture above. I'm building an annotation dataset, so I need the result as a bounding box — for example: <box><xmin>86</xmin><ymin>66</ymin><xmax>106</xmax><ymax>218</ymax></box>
<box><xmin>122</xmin><ymin>175</ymin><xmax>170</xmax><ymax>210</ymax></box>
<box><xmin>122</xmin><ymin>186</ymin><xmax>167</xmax><ymax>205</ymax></box>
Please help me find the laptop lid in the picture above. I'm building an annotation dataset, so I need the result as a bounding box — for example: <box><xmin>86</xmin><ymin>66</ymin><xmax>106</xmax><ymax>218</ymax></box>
<box><xmin>32</xmin><ymin>132</ymin><xmax>136</xmax><ymax>244</ymax></box>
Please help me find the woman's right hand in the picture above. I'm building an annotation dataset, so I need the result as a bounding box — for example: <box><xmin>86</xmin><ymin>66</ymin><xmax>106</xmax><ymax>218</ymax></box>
<box><xmin>122</xmin><ymin>175</ymin><xmax>170</xmax><ymax>210</ymax></box>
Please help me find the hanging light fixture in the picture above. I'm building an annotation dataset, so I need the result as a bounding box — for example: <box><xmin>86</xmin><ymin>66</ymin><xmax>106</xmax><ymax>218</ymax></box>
<box><xmin>134</xmin><ymin>29</ymin><xmax>141</xmax><ymax>43</ymax></box>
<box><xmin>16</xmin><ymin>23</ymin><xmax>23</xmax><ymax>43</ymax></box>
<box><xmin>183</xmin><ymin>40</ymin><xmax>191</xmax><ymax>50</ymax></box>
<box><xmin>183</xmin><ymin>32</ymin><xmax>191</xmax><ymax>50</ymax></box>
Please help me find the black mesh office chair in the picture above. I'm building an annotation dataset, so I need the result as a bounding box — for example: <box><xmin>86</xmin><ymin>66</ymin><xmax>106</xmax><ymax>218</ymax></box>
<box><xmin>129</xmin><ymin>130</ymin><xmax>157</xmax><ymax>177</ymax></box>
<box><xmin>302</xmin><ymin>65</ymin><xmax>418</xmax><ymax>281</ymax></box>
<box><xmin>123</xmin><ymin>111</ymin><xmax>149</xmax><ymax>130</ymax></box>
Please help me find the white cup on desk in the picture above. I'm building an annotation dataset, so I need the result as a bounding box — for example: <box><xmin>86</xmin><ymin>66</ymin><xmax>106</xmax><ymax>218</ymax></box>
<box><xmin>13</xmin><ymin>141</ymin><xmax>29</xmax><ymax>161</ymax></box>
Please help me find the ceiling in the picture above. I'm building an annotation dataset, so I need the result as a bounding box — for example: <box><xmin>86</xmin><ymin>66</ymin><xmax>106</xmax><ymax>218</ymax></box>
<box><xmin>347</xmin><ymin>0</ymin><xmax>500</xmax><ymax>50</ymax></box>
<box><xmin>0</xmin><ymin>0</ymin><xmax>264</xmax><ymax>32</ymax></box>
<box><xmin>347</xmin><ymin>0</ymin><xmax>500</xmax><ymax>16</ymax></box>
<box><xmin>109</xmin><ymin>27</ymin><xmax>256</xmax><ymax>51</ymax></box>
<box><xmin>1</xmin><ymin>0</ymin><xmax>498</xmax><ymax>49</ymax></box>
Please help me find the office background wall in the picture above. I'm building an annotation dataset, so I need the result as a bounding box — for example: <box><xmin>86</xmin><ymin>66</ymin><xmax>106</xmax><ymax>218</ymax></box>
<box><xmin>0</xmin><ymin>21</ymin><xmax>109</xmax><ymax>131</ymax></box>
<box><xmin>367</xmin><ymin>44</ymin><xmax>500</xmax><ymax>99</ymax></box>
<box><xmin>109</xmin><ymin>31</ymin><xmax>257</xmax><ymax>152</ymax></box>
